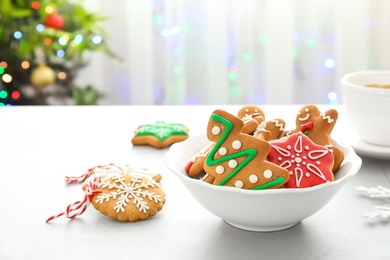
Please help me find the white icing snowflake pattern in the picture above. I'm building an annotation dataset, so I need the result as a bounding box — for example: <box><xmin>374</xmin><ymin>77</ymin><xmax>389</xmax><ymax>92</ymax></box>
<box><xmin>95</xmin><ymin>175</ymin><xmax>163</xmax><ymax>213</ymax></box>
<box><xmin>268</xmin><ymin>133</ymin><xmax>334</xmax><ymax>188</ymax></box>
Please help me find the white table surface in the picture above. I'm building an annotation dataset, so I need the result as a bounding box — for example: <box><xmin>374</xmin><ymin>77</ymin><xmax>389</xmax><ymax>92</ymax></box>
<box><xmin>1</xmin><ymin>105</ymin><xmax>389</xmax><ymax>260</ymax></box>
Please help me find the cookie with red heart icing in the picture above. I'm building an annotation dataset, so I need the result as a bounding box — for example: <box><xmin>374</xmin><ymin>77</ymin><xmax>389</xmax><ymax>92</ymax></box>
<box><xmin>286</xmin><ymin>104</ymin><xmax>344</xmax><ymax>172</ymax></box>
<box><xmin>268</xmin><ymin>132</ymin><xmax>334</xmax><ymax>188</ymax></box>
<box><xmin>202</xmin><ymin>109</ymin><xmax>290</xmax><ymax>190</ymax></box>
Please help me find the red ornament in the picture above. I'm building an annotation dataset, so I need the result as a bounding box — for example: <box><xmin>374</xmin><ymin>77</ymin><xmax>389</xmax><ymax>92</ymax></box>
<box><xmin>44</xmin><ymin>13</ymin><xmax>65</xmax><ymax>30</ymax></box>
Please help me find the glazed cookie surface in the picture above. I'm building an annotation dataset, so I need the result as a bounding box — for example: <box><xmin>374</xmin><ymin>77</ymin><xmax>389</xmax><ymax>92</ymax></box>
<box><xmin>203</xmin><ymin>109</ymin><xmax>290</xmax><ymax>190</ymax></box>
<box><xmin>91</xmin><ymin>174</ymin><xmax>165</xmax><ymax>222</ymax></box>
<box><xmin>287</xmin><ymin>104</ymin><xmax>344</xmax><ymax>172</ymax></box>
<box><xmin>268</xmin><ymin>132</ymin><xmax>334</xmax><ymax>188</ymax></box>
<box><xmin>131</xmin><ymin>121</ymin><xmax>189</xmax><ymax>149</ymax></box>
<box><xmin>47</xmin><ymin>164</ymin><xmax>165</xmax><ymax>222</ymax></box>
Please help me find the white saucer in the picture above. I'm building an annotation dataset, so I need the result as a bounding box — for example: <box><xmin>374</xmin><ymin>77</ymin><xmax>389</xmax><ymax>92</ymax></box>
<box><xmin>348</xmin><ymin>137</ymin><xmax>390</xmax><ymax>160</ymax></box>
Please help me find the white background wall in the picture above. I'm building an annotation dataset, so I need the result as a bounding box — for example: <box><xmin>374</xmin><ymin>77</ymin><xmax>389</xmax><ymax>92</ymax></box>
<box><xmin>77</xmin><ymin>0</ymin><xmax>390</xmax><ymax>105</ymax></box>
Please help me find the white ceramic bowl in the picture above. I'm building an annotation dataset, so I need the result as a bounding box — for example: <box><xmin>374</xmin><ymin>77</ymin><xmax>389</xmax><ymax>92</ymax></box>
<box><xmin>341</xmin><ymin>70</ymin><xmax>390</xmax><ymax>146</ymax></box>
<box><xmin>165</xmin><ymin>134</ymin><xmax>362</xmax><ymax>232</ymax></box>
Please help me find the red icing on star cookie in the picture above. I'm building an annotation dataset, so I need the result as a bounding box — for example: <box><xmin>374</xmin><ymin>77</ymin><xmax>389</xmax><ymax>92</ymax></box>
<box><xmin>267</xmin><ymin>132</ymin><xmax>334</xmax><ymax>188</ymax></box>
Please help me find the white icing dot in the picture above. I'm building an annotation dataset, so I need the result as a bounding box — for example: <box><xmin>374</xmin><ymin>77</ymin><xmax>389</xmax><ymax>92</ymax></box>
<box><xmin>290</xmin><ymin>171</ymin><xmax>293</xmax><ymax>175</ymax></box>
<box><xmin>235</xmin><ymin>180</ymin><xmax>244</xmax><ymax>188</ymax></box>
<box><xmin>291</xmin><ymin>155</ymin><xmax>295</xmax><ymax>158</ymax></box>
<box><xmin>295</xmin><ymin>157</ymin><xmax>302</xmax><ymax>163</ymax></box>
<box><xmin>303</xmin><ymin>156</ymin><xmax>307</xmax><ymax>159</ymax></box>
<box><xmin>305</xmin><ymin>172</ymin><xmax>310</xmax><ymax>177</ymax></box>
<box><xmin>263</xmin><ymin>169</ymin><xmax>273</xmax><ymax>179</ymax></box>
<box><xmin>219</xmin><ymin>147</ymin><xmax>227</xmax><ymax>155</ymax></box>
<box><xmin>212</xmin><ymin>126</ymin><xmax>221</xmax><ymax>135</ymax></box>
<box><xmin>302</xmin><ymin>161</ymin><xmax>307</xmax><ymax>165</ymax></box>
<box><xmin>249</xmin><ymin>174</ymin><xmax>258</xmax><ymax>183</ymax></box>
<box><xmin>278</xmin><ymin>157</ymin><xmax>282</xmax><ymax>161</ymax></box>
<box><xmin>232</xmin><ymin>140</ymin><xmax>242</xmax><ymax>149</ymax></box>
<box><xmin>287</xmin><ymin>145</ymin><xmax>291</xmax><ymax>150</ymax></box>
<box><xmin>305</xmin><ymin>145</ymin><xmax>310</xmax><ymax>150</ymax></box>
<box><xmin>216</xmin><ymin>165</ymin><xmax>224</xmax><ymax>174</ymax></box>
<box><xmin>316</xmin><ymin>161</ymin><xmax>321</xmax><ymax>165</ymax></box>
<box><xmin>228</xmin><ymin>159</ymin><xmax>238</xmax><ymax>168</ymax></box>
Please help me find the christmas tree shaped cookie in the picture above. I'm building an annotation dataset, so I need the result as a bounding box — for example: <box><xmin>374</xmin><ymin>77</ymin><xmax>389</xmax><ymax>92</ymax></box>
<box><xmin>202</xmin><ymin>110</ymin><xmax>290</xmax><ymax>190</ymax></box>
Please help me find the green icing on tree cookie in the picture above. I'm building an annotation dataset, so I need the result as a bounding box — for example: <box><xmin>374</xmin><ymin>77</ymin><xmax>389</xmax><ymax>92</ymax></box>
<box><xmin>206</xmin><ymin>113</ymin><xmax>285</xmax><ymax>190</ymax></box>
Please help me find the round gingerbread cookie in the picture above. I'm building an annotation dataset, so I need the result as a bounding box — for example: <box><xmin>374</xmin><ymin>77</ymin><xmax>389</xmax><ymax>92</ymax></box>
<box><xmin>91</xmin><ymin>174</ymin><xmax>165</xmax><ymax>222</ymax></box>
<box><xmin>46</xmin><ymin>164</ymin><xmax>165</xmax><ymax>222</ymax></box>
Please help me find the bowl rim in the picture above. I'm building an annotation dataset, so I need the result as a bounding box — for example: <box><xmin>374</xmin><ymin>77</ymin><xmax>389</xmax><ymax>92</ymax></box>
<box><xmin>165</xmin><ymin>134</ymin><xmax>362</xmax><ymax>195</ymax></box>
<box><xmin>341</xmin><ymin>70</ymin><xmax>390</xmax><ymax>96</ymax></box>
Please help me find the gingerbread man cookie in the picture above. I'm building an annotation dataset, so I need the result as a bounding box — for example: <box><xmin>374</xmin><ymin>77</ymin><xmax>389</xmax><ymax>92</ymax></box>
<box><xmin>237</xmin><ymin>104</ymin><xmax>286</xmax><ymax>140</ymax></box>
<box><xmin>253</xmin><ymin>118</ymin><xmax>286</xmax><ymax>141</ymax></box>
<box><xmin>185</xmin><ymin>142</ymin><xmax>214</xmax><ymax>177</ymax></box>
<box><xmin>237</xmin><ymin>105</ymin><xmax>266</xmax><ymax>135</ymax></box>
<box><xmin>202</xmin><ymin>109</ymin><xmax>290</xmax><ymax>190</ymax></box>
<box><xmin>286</xmin><ymin>104</ymin><xmax>344</xmax><ymax>172</ymax></box>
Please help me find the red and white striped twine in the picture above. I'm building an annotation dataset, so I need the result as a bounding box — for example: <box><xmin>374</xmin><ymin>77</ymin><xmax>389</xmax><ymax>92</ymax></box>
<box><xmin>64</xmin><ymin>164</ymin><xmax>113</xmax><ymax>183</ymax></box>
<box><xmin>46</xmin><ymin>176</ymin><xmax>102</xmax><ymax>222</ymax></box>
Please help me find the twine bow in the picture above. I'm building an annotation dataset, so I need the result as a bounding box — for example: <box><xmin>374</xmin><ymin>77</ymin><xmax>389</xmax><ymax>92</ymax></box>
<box><xmin>46</xmin><ymin>176</ymin><xmax>102</xmax><ymax>222</ymax></box>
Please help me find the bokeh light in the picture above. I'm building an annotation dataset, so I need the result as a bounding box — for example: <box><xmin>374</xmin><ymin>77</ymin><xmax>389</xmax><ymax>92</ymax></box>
<box><xmin>11</xmin><ymin>91</ymin><xmax>21</xmax><ymax>100</ymax></box>
<box><xmin>2</xmin><ymin>74</ymin><xmax>12</xmax><ymax>83</ymax></box>
<box><xmin>36</xmin><ymin>24</ymin><xmax>44</xmax><ymax>32</ymax></box>
<box><xmin>14</xmin><ymin>31</ymin><xmax>22</xmax><ymax>39</ymax></box>
<box><xmin>57</xmin><ymin>50</ymin><xmax>65</xmax><ymax>57</ymax></box>
<box><xmin>324</xmin><ymin>58</ymin><xmax>335</xmax><ymax>68</ymax></box>
<box><xmin>92</xmin><ymin>35</ymin><xmax>103</xmax><ymax>44</ymax></box>
<box><xmin>21</xmin><ymin>61</ymin><xmax>30</xmax><ymax>69</ymax></box>
<box><xmin>31</xmin><ymin>1</ymin><xmax>40</xmax><ymax>9</ymax></box>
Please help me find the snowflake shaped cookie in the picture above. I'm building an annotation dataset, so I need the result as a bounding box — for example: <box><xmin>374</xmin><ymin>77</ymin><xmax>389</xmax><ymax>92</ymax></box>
<box><xmin>132</xmin><ymin>121</ymin><xmax>189</xmax><ymax>148</ymax></box>
<box><xmin>268</xmin><ymin>132</ymin><xmax>335</xmax><ymax>188</ymax></box>
<box><xmin>46</xmin><ymin>164</ymin><xmax>166</xmax><ymax>223</ymax></box>
<box><xmin>92</xmin><ymin>175</ymin><xmax>166</xmax><ymax>221</ymax></box>
<box><xmin>356</xmin><ymin>186</ymin><xmax>390</xmax><ymax>220</ymax></box>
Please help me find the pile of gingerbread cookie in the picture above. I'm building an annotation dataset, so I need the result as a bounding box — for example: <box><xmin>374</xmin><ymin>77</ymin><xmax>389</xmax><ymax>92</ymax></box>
<box><xmin>185</xmin><ymin>104</ymin><xmax>344</xmax><ymax>190</ymax></box>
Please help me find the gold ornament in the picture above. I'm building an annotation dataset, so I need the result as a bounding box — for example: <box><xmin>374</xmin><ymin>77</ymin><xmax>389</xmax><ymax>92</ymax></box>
<box><xmin>30</xmin><ymin>64</ymin><xmax>56</xmax><ymax>88</ymax></box>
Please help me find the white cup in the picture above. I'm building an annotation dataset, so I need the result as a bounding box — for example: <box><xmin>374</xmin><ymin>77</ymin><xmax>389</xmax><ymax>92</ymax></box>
<box><xmin>341</xmin><ymin>70</ymin><xmax>390</xmax><ymax>146</ymax></box>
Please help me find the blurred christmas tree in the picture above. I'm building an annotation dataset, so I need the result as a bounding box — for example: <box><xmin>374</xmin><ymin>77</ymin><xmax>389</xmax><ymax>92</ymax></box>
<box><xmin>0</xmin><ymin>0</ymin><xmax>116</xmax><ymax>105</ymax></box>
